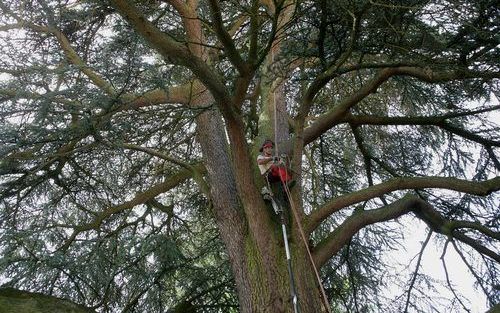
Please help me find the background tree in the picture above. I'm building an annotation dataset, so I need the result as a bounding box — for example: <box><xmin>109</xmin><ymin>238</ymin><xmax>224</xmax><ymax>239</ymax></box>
<box><xmin>0</xmin><ymin>0</ymin><xmax>499</xmax><ymax>312</ymax></box>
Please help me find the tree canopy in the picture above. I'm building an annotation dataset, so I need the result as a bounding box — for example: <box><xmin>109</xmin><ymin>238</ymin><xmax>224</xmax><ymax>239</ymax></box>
<box><xmin>0</xmin><ymin>0</ymin><xmax>499</xmax><ymax>312</ymax></box>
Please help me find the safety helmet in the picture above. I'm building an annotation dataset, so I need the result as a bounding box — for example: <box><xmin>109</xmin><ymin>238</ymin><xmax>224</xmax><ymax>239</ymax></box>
<box><xmin>259</xmin><ymin>139</ymin><xmax>274</xmax><ymax>152</ymax></box>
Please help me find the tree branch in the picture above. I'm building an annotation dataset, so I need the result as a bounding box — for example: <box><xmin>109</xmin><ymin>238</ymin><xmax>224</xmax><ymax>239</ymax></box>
<box><xmin>307</xmin><ymin>176</ymin><xmax>500</xmax><ymax>233</ymax></box>
<box><xmin>404</xmin><ymin>230</ymin><xmax>433</xmax><ymax>313</ymax></box>
<box><xmin>440</xmin><ymin>240</ymin><xmax>471</xmax><ymax>313</ymax></box>
<box><xmin>444</xmin><ymin>220</ymin><xmax>500</xmax><ymax>241</ymax></box>
<box><xmin>313</xmin><ymin>194</ymin><xmax>500</xmax><ymax>267</ymax></box>
<box><xmin>0</xmin><ymin>16</ymin><xmax>116</xmax><ymax>97</ymax></box>
<box><xmin>345</xmin><ymin>110</ymin><xmax>500</xmax><ymax>147</ymax></box>
<box><xmin>486</xmin><ymin>146</ymin><xmax>500</xmax><ymax>171</ymax></box>
<box><xmin>351</xmin><ymin>125</ymin><xmax>374</xmax><ymax>186</ymax></box>
<box><xmin>109</xmin><ymin>0</ymin><xmax>234</xmax><ymax>116</ymax></box>
<box><xmin>298</xmin><ymin>7</ymin><xmax>361</xmax><ymax>121</ymax></box>
<box><xmin>248</xmin><ymin>0</ymin><xmax>259</xmax><ymax>63</ymax></box>
<box><xmin>120</xmin><ymin>143</ymin><xmax>210</xmax><ymax>197</ymax></box>
<box><xmin>0</xmin><ymin>88</ymin><xmax>77</xmax><ymax>106</ymax></box>
<box><xmin>348</xmin><ymin>105</ymin><xmax>500</xmax><ymax>125</ymax></box>
<box><xmin>451</xmin><ymin>232</ymin><xmax>500</xmax><ymax>263</ymax></box>
<box><xmin>58</xmin><ymin>165</ymin><xmax>204</xmax><ymax>251</ymax></box>
<box><xmin>0</xmin><ymin>10</ymin><xmax>193</xmax><ymax>109</ymax></box>
<box><xmin>0</xmin><ymin>85</ymin><xmax>191</xmax><ymax>110</ymax></box>
<box><xmin>302</xmin><ymin>67</ymin><xmax>500</xmax><ymax>145</ymax></box>
<box><xmin>161</xmin><ymin>0</ymin><xmax>205</xmax><ymax>57</ymax></box>
<box><xmin>451</xmin><ymin>240</ymin><xmax>495</xmax><ymax>307</ymax></box>
<box><xmin>313</xmin><ymin>194</ymin><xmax>421</xmax><ymax>267</ymax></box>
<box><xmin>0</xmin><ymin>288</ymin><xmax>97</xmax><ymax>313</ymax></box>
<box><xmin>206</xmin><ymin>0</ymin><xmax>249</xmax><ymax>75</ymax></box>
<box><xmin>301</xmin><ymin>68</ymin><xmax>395</xmax><ymax>143</ymax></box>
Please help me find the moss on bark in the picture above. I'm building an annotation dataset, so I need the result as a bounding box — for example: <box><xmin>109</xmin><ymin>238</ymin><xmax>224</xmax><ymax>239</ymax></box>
<box><xmin>0</xmin><ymin>288</ymin><xmax>95</xmax><ymax>313</ymax></box>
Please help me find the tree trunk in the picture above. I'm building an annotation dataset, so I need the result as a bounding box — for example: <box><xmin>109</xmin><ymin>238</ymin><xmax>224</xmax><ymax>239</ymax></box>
<box><xmin>237</xmin><ymin>198</ymin><xmax>325</xmax><ymax>313</ymax></box>
<box><xmin>107</xmin><ymin>2</ymin><xmax>323</xmax><ymax>310</ymax></box>
<box><xmin>194</xmin><ymin>99</ymin><xmax>323</xmax><ymax>312</ymax></box>
<box><xmin>220</xmin><ymin>190</ymin><xmax>325</xmax><ymax>312</ymax></box>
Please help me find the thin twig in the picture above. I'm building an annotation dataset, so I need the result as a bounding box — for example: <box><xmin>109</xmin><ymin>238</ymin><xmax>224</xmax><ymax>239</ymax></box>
<box><xmin>440</xmin><ymin>239</ymin><xmax>471</xmax><ymax>312</ymax></box>
<box><xmin>404</xmin><ymin>230</ymin><xmax>432</xmax><ymax>313</ymax></box>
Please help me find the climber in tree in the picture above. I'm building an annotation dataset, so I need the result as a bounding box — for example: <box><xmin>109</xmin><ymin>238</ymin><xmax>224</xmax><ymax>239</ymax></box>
<box><xmin>257</xmin><ymin>139</ymin><xmax>293</xmax><ymax>186</ymax></box>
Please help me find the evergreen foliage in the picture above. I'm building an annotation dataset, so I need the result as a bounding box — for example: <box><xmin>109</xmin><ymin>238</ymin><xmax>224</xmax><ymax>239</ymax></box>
<box><xmin>0</xmin><ymin>0</ymin><xmax>498</xmax><ymax>312</ymax></box>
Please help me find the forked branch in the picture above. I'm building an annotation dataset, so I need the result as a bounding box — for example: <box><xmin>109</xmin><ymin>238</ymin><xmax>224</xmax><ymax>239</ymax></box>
<box><xmin>302</xmin><ymin>67</ymin><xmax>500</xmax><ymax>144</ymax></box>
<box><xmin>307</xmin><ymin>176</ymin><xmax>500</xmax><ymax>233</ymax></box>
<box><xmin>313</xmin><ymin>194</ymin><xmax>500</xmax><ymax>267</ymax></box>
<box><xmin>58</xmin><ymin>164</ymin><xmax>205</xmax><ymax>251</ymax></box>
